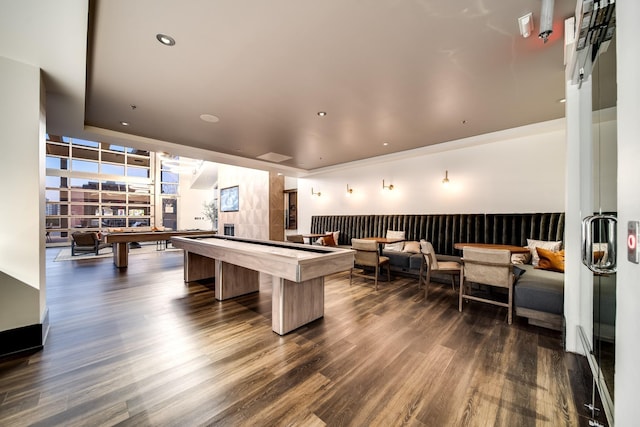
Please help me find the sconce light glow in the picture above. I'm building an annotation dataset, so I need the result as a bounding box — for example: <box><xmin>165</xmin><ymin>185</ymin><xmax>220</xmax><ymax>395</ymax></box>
<box><xmin>346</xmin><ymin>184</ymin><xmax>353</xmax><ymax>196</ymax></box>
<box><xmin>382</xmin><ymin>179</ymin><xmax>394</xmax><ymax>191</ymax></box>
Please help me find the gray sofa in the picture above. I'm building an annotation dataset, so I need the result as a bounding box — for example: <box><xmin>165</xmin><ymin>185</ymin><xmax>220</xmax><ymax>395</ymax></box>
<box><xmin>513</xmin><ymin>264</ymin><xmax>564</xmax><ymax>330</ymax></box>
<box><xmin>311</xmin><ymin>213</ymin><xmax>566</xmax><ymax>330</ymax></box>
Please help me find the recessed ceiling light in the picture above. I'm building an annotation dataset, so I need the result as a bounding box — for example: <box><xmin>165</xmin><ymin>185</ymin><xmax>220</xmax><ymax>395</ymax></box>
<box><xmin>559</xmin><ymin>98</ymin><xmax>567</xmax><ymax>103</ymax></box>
<box><xmin>383</xmin><ymin>142</ymin><xmax>389</xmax><ymax>146</ymax></box>
<box><xmin>120</xmin><ymin>121</ymin><xmax>130</xmax><ymax>126</ymax></box>
<box><xmin>317</xmin><ymin>111</ymin><xmax>327</xmax><ymax>117</ymax></box>
<box><xmin>200</xmin><ymin>114</ymin><xmax>220</xmax><ymax>123</ymax></box>
<box><xmin>156</xmin><ymin>33</ymin><xmax>176</xmax><ymax>46</ymax></box>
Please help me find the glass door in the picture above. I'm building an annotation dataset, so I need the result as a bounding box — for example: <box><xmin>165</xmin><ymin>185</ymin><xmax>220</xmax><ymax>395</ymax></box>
<box><xmin>591</xmin><ymin>31</ymin><xmax>617</xmax><ymax>425</ymax></box>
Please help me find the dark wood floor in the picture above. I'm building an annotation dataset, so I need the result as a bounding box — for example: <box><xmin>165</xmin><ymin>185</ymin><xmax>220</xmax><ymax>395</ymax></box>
<box><xmin>0</xmin><ymin>247</ymin><xmax>600</xmax><ymax>426</ymax></box>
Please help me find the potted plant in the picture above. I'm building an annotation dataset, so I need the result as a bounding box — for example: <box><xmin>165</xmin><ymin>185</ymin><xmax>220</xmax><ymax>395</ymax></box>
<box><xmin>203</xmin><ymin>199</ymin><xmax>218</xmax><ymax>231</ymax></box>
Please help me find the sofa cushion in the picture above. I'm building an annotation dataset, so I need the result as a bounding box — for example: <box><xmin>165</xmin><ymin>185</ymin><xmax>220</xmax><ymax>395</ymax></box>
<box><xmin>409</xmin><ymin>253</ymin><xmax>424</xmax><ymax>270</ymax></box>
<box><xmin>535</xmin><ymin>247</ymin><xmax>565</xmax><ymax>273</ymax></box>
<box><xmin>383</xmin><ymin>250</ymin><xmax>411</xmax><ymax>269</ymax></box>
<box><xmin>402</xmin><ymin>241</ymin><xmax>421</xmax><ymax>253</ymax></box>
<box><xmin>385</xmin><ymin>230</ymin><xmax>405</xmax><ymax>251</ymax></box>
<box><xmin>514</xmin><ymin>264</ymin><xmax>564</xmax><ymax>315</ymax></box>
<box><xmin>526</xmin><ymin>239</ymin><xmax>562</xmax><ymax>266</ymax></box>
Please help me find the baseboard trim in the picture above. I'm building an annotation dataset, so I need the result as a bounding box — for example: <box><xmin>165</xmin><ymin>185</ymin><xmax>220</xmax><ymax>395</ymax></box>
<box><xmin>0</xmin><ymin>323</ymin><xmax>44</xmax><ymax>360</ymax></box>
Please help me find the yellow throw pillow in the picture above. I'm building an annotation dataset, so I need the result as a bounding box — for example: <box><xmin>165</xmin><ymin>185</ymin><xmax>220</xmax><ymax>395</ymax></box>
<box><xmin>535</xmin><ymin>247</ymin><xmax>565</xmax><ymax>273</ymax></box>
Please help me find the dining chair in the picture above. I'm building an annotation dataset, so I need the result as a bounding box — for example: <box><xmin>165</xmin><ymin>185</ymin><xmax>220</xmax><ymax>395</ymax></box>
<box><xmin>350</xmin><ymin>238</ymin><xmax>391</xmax><ymax>291</ymax></box>
<box><xmin>419</xmin><ymin>240</ymin><xmax>463</xmax><ymax>300</ymax></box>
<box><xmin>460</xmin><ymin>247</ymin><xmax>515</xmax><ymax>324</ymax></box>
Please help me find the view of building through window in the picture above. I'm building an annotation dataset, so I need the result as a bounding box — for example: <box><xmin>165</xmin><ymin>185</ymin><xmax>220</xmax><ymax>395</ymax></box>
<box><xmin>45</xmin><ymin>135</ymin><xmax>158</xmax><ymax>245</ymax></box>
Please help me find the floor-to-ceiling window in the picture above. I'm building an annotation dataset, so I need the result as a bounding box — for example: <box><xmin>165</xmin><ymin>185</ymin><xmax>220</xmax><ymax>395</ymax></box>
<box><xmin>158</xmin><ymin>157</ymin><xmax>180</xmax><ymax>231</ymax></box>
<box><xmin>45</xmin><ymin>135</ymin><xmax>155</xmax><ymax>244</ymax></box>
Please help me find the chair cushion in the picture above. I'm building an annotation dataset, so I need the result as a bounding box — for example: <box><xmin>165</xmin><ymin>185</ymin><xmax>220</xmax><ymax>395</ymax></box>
<box><xmin>437</xmin><ymin>261</ymin><xmax>462</xmax><ymax>271</ymax></box>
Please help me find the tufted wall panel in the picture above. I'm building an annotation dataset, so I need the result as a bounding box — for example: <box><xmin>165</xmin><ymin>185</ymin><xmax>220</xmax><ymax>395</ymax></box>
<box><xmin>311</xmin><ymin>213</ymin><xmax>564</xmax><ymax>256</ymax></box>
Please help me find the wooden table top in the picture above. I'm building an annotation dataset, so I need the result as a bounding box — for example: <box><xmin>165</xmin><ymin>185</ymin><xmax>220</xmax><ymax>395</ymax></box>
<box><xmin>453</xmin><ymin>243</ymin><xmax>530</xmax><ymax>254</ymax></box>
<box><xmin>361</xmin><ymin>237</ymin><xmax>404</xmax><ymax>244</ymax></box>
<box><xmin>104</xmin><ymin>229</ymin><xmax>213</xmax><ymax>243</ymax></box>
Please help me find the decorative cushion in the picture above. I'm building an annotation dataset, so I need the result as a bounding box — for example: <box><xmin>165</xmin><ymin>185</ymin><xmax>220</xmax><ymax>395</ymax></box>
<box><xmin>527</xmin><ymin>239</ymin><xmax>562</xmax><ymax>267</ymax></box>
<box><xmin>511</xmin><ymin>251</ymin><xmax>532</xmax><ymax>265</ymax></box>
<box><xmin>326</xmin><ymin>230</ymin><xmax>340</xmax><ymax>245</ymax></box>
<box><xmin>322</xmin><ymin>233</ymin><xmax>336</xmax><ymax>246</ymax></box>
<box><xmin>385</xmin><ymin>230</ymin><xmax>405</xmax><ymax>251</ymax></box>
<box><xmin>402</xmin><ymin>241</ymin><xmax>421</xmax><ymax>253</ymax></box>
<box><xmin>535</xmin><ymin>247</ymin><xmax>565</xmax><ymax>273</ymax></box>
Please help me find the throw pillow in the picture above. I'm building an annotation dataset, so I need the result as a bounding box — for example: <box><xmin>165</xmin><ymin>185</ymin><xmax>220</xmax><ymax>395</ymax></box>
<box><xmin>535</xmin><ymin>247</ymin><xmax>565</xmax><ymax>273</ymax></box>
<box><xmin>385</xmin><ymin>230</ymin><xmax>405</xmax><ymax>251</ymax></box>
<box><xmin>326</xmin><ymin>230</ymin><xmax>340</xmax><ymax>245</ymax></box>
<box><xmin>527</xmin><ymin>239</ymin><xmax>562</xmax><ymax>267</ymax></box>
<box><xmin>402</xmin><ymin>241</ymin><xmax>421</xmax><ymax>253</ymax></box>
<box><xmin>511</xmin><ymin>251</ymin><xmax>532</xmax><ymax>265</ymax></box>
<box><xmin>322</xmin><ymin>234</ymin><xmax>336</xmax><ymax>246</ymax></box>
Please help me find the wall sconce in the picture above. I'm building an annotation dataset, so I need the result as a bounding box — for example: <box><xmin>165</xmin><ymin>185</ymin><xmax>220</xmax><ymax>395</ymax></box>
<box><xmin>382</xmin><ymin>179</ymin><xmax>394</xmax><ymax>191</ymax></box>
<box><xmin>442</xmin><ymin>170</ymin><xmax>450</xmax><ymax>187</ymax></box>
<box><xmin>311</xmin><ymin>187</ymin><xmax>321</xmax><ymax>197</ymax></box>
<box><xmin>518</xmin><ymin>12</ymin><xmax>533</xmax><ymax>38</ymax></box>
<box><xmin>346</xmin><ymin>184</ymin><xmax>353</xmax><ymax>196</ymax></box>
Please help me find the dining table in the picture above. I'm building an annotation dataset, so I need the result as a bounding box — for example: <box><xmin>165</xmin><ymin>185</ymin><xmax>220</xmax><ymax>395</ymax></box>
<box><xmin>453</xmin><ymin>242</ymin><xmax>530</xmax><ymax>254</ymax></box>
<box><xmin>362</xmin><ymin>237</ymin><xmax>405</xmax><ymax>255</ymax></box>
<box><xmin>302</xmin><ymin>233</ymin><xmax>329</xmax><ymax>244</ymax></box>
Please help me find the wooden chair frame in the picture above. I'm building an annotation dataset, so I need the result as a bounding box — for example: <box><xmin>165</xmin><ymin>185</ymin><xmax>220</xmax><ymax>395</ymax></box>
<box><xmin>460</xmin><ymin>247</ymin><xmax>515</xmax><ymax>324</ymax></box>
<box><xmin>350</xmin><ymin>239</ymin><xmax>391</xmax><ymax>291</ymax></box>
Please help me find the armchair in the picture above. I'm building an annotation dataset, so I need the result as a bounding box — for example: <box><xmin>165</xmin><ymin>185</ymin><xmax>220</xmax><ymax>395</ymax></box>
<box><xmin>419</xmin><ymin>240</ymin><xmax>463</xmax><ymax>301</ymax></box>
<box><xmin>350</xmin><ymin>238</ymin><xmax>391</xmax><ymax>291</ymax></box>
<box><xmin>460</xmin><ymin>247</ymin><xmax>515</xmax><ymax>324</ymax></box>
<box><xmin>71</xmin><ymin>231</ymin><xmax>110</xmax><ymax>256</ymax></box>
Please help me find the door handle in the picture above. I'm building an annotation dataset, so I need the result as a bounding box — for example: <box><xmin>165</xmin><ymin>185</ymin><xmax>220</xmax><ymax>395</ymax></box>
<box><xmin>582</xmin><ymin>214</ymin><xmax>617</xmax><ymax>274</ymax></box>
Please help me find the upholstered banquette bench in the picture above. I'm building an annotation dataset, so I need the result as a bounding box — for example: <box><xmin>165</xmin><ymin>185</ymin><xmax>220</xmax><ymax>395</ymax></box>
<box><xmin>311</xmin><ymin>213</ymin><xmax>565</xmax><ymax>330</ymax></box>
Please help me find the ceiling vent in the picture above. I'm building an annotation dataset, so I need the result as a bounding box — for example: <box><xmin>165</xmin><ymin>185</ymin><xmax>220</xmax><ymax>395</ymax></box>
<box><xmin>256</xmin><ymin>152</ymin><xmax>292</xmax><ymax>163</ymax></box>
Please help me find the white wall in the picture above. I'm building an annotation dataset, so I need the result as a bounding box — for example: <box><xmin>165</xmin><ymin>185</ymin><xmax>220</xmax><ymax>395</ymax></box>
<box><xmin>218</xmin><ymin>164</ymin><xmax>270</xmax><ymax>239</ymax></box>
<box><xmin>615</xmin><ymin>1</ymin><xmax>640</xmax><ymax>424</ymax></box>
<box><xmin>0</xmin><ymin>57</ymin><xmax>46</xmax><ymax>331</ymax></box>
<box><xmin>298</xmin><ymin>119</ymin><xmax>566</xmax><ymax>232</ymax></box>
<box><xmin>177</xmin><ymin>171</ymin><xmax>214</xmax><ymax>230</ymax></box>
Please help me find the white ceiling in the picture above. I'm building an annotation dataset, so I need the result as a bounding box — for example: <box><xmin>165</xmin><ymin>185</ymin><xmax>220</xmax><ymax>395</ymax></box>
<box><xmin>3</xmin><ymin>0</ymin><xmax>578</xmax><ymax>174</ymax></box>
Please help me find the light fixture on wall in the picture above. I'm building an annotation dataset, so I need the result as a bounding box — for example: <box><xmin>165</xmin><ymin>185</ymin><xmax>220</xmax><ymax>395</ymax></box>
<box><xmin>518</xmin><ymin>12</ymin><xmax>534</xmax><ymax>38</ymax></box>
<box><xmin>311</xmin><ymin>187</ymin><xmax>321</xmax><ymax>197</ymax></box>
<box><xmin>382</xmin><ymin>179</ymin><xmax>394</xmax><ymax>191</ymax></box>
<box><xmin>442</xmin><ymin>170</ymin><xmax>450</xmax><ymax>187</ymax></box>
<box><xmin>346</xmin><ymin>184</ymin><xmax>353</xmax><ymax>196</ymax></box>
<box><xmin>538</xmin><ymin>0</ymin><xmax>554</xmax><ymax>43</ymax></box>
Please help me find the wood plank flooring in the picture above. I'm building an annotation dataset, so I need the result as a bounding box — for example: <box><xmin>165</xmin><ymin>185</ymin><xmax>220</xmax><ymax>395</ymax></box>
<box><xmin>0</xmin><ymin>248</ymin><xmax>600</xmax><ymax>426</ymax></box>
